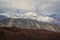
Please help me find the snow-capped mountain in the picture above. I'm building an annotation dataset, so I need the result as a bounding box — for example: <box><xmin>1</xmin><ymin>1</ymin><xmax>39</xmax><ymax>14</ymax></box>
<box><xmin>0</xmin><ymin>15</ymin><xmax>8</xmax><ymax>20</ymax></box>
<box><xmin>49</xmin><ymin>13</ymin><xmax>60</xmax><ymax>20</ymax></box>
<box><xmin>0</xmin><ymin>7</ymin><xmax>60</xmax><ymax>24</ymax></box>
<box><xmin>0</xmin><ymin>10</ymin><xmax>60</xmax><ymax>32</ymax></box>
<box><xmin>0</xmin><ymin>12</ymin><xmax>60</xmax><ymax>24</ymax></box>
<box><xmin>0</xmin><ymin>18</ymin><xmax>60</xmax><ymax>32</ymax></box>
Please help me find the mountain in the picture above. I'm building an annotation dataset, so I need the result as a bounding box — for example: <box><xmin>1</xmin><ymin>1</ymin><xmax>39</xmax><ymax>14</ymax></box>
<box><xmin>0</xmin><ymin>15</ymin><xmax>8</xmax><ymax>20</ymax></box>
<box><xmin>0</xmin><ymin>8</ymin><xmax>60</xmax><ymax>32</ymax></box>
<box><xmin>0</xmin><ymin>7</ymin><xmax>60</xmax><ymax>23</ymax></box>
<box><xmin>0</xmin><ymin>12</ymin><xmax>60</xmax><ymax>24</ymax></box>
<box><xmin>49</xmin><ymin>13</ymin><xmax>60</xmax><ymax>20</ymax></box>
<box><xmin>0</xmin><ymin>18</ymin><xmax>60</xmax><ymax>32</ymax></box>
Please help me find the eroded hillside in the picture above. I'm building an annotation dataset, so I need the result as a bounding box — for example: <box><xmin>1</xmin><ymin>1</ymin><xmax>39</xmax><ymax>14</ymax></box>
<box><xmin>0</xmin><ymin>27</ymin><xmax>60</xmax><ymax>40</ymax></box>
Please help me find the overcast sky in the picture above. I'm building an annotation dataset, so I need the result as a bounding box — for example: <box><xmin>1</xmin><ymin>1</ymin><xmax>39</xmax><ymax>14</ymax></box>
<box><xmin>0</xmin><ymin>0</ymin><xmax>60</xmax><ymax>15</ymax></box>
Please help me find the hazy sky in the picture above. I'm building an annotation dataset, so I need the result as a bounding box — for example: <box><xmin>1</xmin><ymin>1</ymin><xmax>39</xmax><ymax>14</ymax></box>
<box><xmin>0</xmin><ymin>0</ymin><xmax>60</xmax><ymax>15</ymax></box>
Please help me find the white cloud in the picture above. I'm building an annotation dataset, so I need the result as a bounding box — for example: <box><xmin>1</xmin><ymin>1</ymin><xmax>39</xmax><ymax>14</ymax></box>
<box><xmin>0</xmin><ymin>0</ymin><xmax>36</xmax><ymax>10</ymax></box>
<box><xmin>0</xmin><ymin>0</ymin><xmax>60</xmax><ymax>15</ymax></box>
<box><xmin>39</xmin><ymin>4</ymin><xmax>53</xmax><ymax>11</ymax></box>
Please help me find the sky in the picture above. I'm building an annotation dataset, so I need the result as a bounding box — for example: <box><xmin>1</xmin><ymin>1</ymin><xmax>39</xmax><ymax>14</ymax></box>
<box><xmin>0</xmin><ymin>0</ymin><xmax>60</xmax><ymax>23</ymax></box>
<box><xmin>0</xmin><ymin>0</ymin><xmax>60</xmax><ymax>15</ymax></box>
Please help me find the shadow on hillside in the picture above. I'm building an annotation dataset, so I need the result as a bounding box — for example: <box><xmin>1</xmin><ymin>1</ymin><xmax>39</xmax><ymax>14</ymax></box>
<box><xmin>0</xmin><ymin>27</ymin><xmax>60</xmax><ymax>40</ymax></box>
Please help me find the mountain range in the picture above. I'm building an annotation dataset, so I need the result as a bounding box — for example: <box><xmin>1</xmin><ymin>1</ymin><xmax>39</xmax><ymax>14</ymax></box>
<box><xmin>49</xmin><ymin>13</ymin><xmax>60</xmax><ymax>20</ymax></box>
<box><xmin>0</xmin><ymin>12</ymin><xmax>60</xmax><ymax>24</ymax></box>
<box><xmin>0</xmin><ymin>18</ymin><xmax>60</xmax><ymax>32</ymax></box>
<box><xmin>0</xmin><ymin>8</ymin><xmax>60</xmax><ymax>32</ymax></box>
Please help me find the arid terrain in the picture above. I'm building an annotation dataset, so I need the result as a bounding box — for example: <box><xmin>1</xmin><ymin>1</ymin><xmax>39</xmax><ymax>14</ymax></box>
<box><xmin>0</xmin><ymin>27</ymin><xmax>60</xmax><ymax>40</ymax></box>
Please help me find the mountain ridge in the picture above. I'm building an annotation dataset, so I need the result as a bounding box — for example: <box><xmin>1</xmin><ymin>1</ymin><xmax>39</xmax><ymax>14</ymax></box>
<box><xmin>0</xmin><ymin>18</ymin><xmax>60</xmax><ymax>32</ymax></box>
<box><xmin>0</xmin><ymin>12</ymin><xmax>60</xmax><ymax>24</ymax></box>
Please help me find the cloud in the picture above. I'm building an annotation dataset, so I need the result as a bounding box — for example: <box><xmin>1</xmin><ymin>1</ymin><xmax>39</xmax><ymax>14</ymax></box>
<box><xmin>0</xmin><ymin>0</ymin><xmax>60</xmax><ymax>15</ymax></box>
<box><xmin>0</xmin><ymin>0</ymin><xmax>36</xmax><ymax>10</ymax></box>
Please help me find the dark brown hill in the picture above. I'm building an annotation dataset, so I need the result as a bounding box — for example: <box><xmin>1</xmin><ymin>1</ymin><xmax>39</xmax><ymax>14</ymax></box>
<box><xmin>0</xmin><ymin>27</ymin><xmax>60</xmax><ymax>40</ymax></box>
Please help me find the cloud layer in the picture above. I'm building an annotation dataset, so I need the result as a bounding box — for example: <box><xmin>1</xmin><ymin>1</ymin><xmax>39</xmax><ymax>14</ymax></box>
<box><xmin>0</xmin><ymin>0</ymin><xmax>60</xmax><ymax>17</ymax></box>
<box><xmin>0</xmin><ymin>0</ymin><xmax>60</xmax><ymax>15</ymax></box>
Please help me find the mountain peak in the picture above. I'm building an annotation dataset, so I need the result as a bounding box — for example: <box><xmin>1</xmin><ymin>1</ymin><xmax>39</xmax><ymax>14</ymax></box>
<box><xmin>0</xmin><ymin>12</ymin><xmax>60</xmax><ymax>24</ymax></box>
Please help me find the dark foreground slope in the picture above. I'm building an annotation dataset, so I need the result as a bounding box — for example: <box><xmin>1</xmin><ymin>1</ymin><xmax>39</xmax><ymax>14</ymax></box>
<box><xmin>0</xmin><ymin>27</ymin><xmax>60</xmax><ymax>40</ymax></box>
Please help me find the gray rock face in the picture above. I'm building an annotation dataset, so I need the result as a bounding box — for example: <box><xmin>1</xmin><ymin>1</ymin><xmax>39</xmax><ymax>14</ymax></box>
<box><xmin>0</xmin><ymin>18</ymin><xmax>60</xmax><ymax>32</ymax></box>
<box><xmin>0</xmin><ymin>15</ymin><xmax>8</xmax><ymax>20</ymax></box>
<box><xmin>49</xmin><ymin>14</ymin><xmax>60</xmax><ymax>20</ymax></box>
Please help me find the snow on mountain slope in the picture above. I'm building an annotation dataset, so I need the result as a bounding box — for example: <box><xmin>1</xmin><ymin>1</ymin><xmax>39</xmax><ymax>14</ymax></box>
<box><xmin>49</xmin><ymin>13</ymin><xmax>60</xmax><ymax>20</ymax></box>
<box><xmin>0</xmin><ymin>12</ymin><xmax>60</xmax><ymax>24</ymax></box>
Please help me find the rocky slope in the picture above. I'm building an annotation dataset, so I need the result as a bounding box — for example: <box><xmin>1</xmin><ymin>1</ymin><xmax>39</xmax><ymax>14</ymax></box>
<box><xmin>0</xmin><ymin>27</ymin><xmax>60</xmax><ymax>40</ymax></box>
<box><xmin>0</xmin><ymin>18</ymin><xmax>60</xmax><ymax>32</ymax></box>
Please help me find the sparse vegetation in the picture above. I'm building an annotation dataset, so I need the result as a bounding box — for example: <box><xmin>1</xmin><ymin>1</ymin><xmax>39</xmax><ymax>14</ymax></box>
<box><xmin>0</xmin><ymin>27</ymin><xmax>60</xmax><ymax>40</ymax></box>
